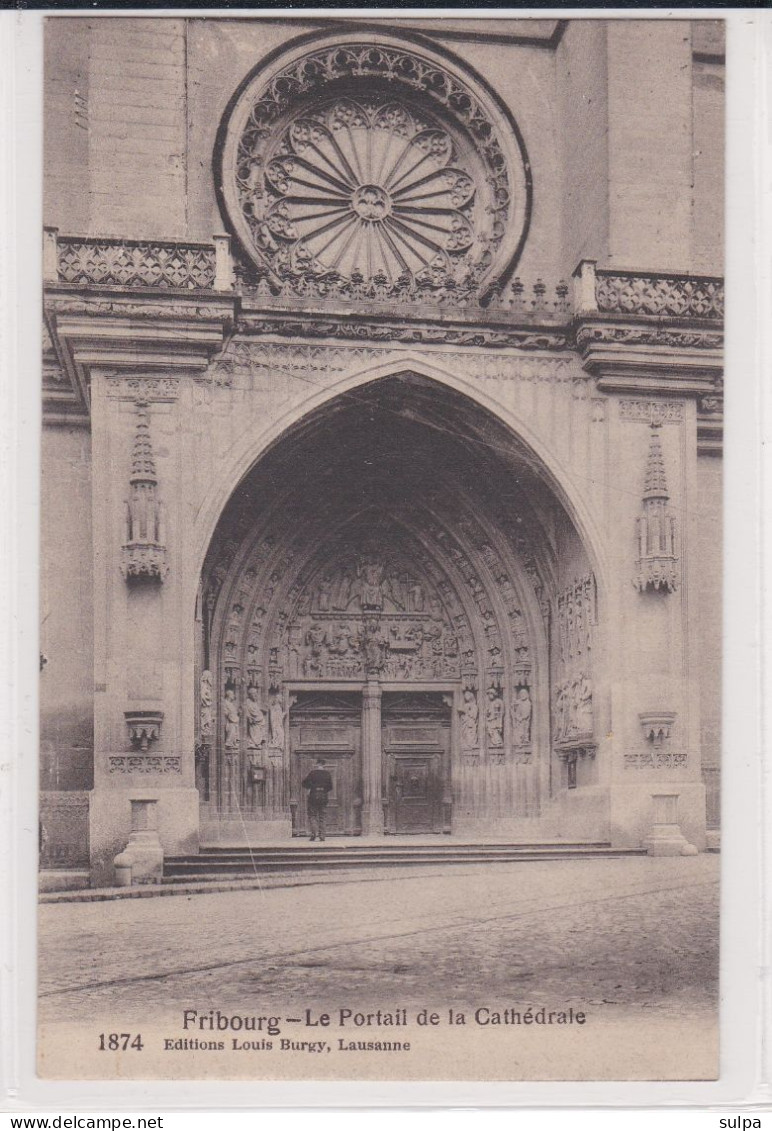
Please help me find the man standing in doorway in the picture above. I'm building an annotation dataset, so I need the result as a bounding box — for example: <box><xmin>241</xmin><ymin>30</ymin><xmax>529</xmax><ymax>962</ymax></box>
<box><xmin>302</xmin><ymin>757</ymin><xmax>333</xmax><ymax>842</ymax></box>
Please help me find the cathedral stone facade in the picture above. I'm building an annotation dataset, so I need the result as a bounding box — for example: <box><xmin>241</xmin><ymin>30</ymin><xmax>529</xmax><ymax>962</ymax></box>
<box><xmin>40</xmin><ymin>17</ymin><xmax>724</xmax><ymax>884</ymax></box>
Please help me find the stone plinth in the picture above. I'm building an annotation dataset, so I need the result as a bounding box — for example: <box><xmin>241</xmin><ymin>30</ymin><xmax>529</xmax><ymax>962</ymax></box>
<box><xmin>643</xmin><ymin>792</ymin><xmax>697</xmax><ymax>857</ymax></box>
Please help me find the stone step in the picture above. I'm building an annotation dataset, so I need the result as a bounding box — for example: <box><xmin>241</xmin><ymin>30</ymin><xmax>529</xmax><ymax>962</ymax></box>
<box><xmin>163</xmin><ymin>844</ymin><xmax>644</xmax><ymax>881</ymax></box>
<box><xmin>197</xmin><ymin>836</ymin><xmax>610</xmax><ymax>850</ymax></box>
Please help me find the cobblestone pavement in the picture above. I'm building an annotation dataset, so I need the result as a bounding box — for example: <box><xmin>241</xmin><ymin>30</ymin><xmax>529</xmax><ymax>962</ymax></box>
<box><xmin>38</xmin><ymin>855</ymin><xmax>718</xmax><ymax>1028</ymax></box>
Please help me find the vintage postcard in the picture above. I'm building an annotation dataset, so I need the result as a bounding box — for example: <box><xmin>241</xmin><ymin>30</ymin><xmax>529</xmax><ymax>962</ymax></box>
<box><xmin>37</xmin><ymin>12</ymin><xmax>724</xmax><ymax>1083</ymax></box>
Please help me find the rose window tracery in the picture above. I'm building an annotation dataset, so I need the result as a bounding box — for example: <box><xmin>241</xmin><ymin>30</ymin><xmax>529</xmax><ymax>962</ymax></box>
<box><xmin>218</xmin><ymin>35</ymin><xmax>531</xmax><ymax>295</ymax></box>
<box><xmin>241</xmin><ymin>97</ymin><xmax>482</xmax><ymax>284</ymax></box>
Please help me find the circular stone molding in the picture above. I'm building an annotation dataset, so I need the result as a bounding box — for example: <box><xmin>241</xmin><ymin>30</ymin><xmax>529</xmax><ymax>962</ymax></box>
<box><xmin>217</xmin><ymin>32</ymin><xmax>532</xmax><ymax>298</ymax></box>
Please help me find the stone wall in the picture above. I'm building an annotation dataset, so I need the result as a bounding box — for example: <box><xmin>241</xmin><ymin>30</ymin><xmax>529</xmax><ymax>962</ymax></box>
<box><xmin>695</xmin><ymin>455</ymin><xmax>722</xmax><ymax>828</ymax></box>
<box><xmin>44</xmin><ymin>17</ymin><xmax>188</xmax><ymax>238</ymax></box>
<box><xmin>40</xmin><ymin>426</ymin><xmax>94</xmax><ymax>791</ymax></box>
<box><xmin>606</xmin><ymin>21</ymin><xmax>695</xmax><ymax>271</ymax></box>
<box><xmin>556</xmin><ymin>21</ymin><xmax>610</xmax><ymax>274</ymax></box>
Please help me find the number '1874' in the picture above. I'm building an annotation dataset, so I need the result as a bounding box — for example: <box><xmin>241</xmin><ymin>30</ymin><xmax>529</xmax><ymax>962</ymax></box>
<box><xmin>98</xmin><ymin>1033</ymin><xmax>144</xmax><ymax>1051</ymax></box>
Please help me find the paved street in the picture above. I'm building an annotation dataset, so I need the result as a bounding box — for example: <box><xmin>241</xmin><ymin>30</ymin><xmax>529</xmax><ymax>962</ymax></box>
<box><xmin>37</xmin><ymin>855</ymin><xmax>719</xmax><ymax>1080</ymax></box>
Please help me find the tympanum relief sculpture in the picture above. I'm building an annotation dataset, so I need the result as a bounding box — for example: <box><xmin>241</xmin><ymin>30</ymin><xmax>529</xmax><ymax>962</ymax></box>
<box><xmin>283</xmin><ymin>550</ymin><xmax>464</xmax><ymax>684</ymax></box>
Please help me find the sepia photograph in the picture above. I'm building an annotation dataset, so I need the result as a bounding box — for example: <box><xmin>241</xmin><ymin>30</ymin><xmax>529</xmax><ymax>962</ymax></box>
<box><xmin>36</xmin><ymin>12</ymin><xmax>724</xmax><ymax>1083</ymax></box>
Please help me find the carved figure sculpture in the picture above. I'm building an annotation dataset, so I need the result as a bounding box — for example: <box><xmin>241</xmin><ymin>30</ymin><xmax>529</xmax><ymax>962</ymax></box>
<box><xmin>268</xmin><ymin>692</ymin><xmax>285</xmax><ymax>749</ymax></box>
<box><xmin>333</xmin><ymin>572</ymin><xmax>353</xmax><ymax>611</ymax></box>
<box><xmin>200</xmin><ymin>670</ymin><xmax>213</xmax><ymax>737</ymax></box>
<box><xmin>317</xmin><ymin>573</ymin><xmax>333</xmax><ymax>612</ymax></box>
<box><xmin>574</xmin><ymin>590</ymin><xmax>584</xmax><ymax>655</ymax></box>
<box><xmin>304</xmin><ymin>622</ymin><xmax>328</xmax><ymax>676</ymax></box>
<box><xmin>358</xmin><ymin>558</ymin><xmax>384</xmax><ymax>610</ymax></box>
<box><xmin>245</xmin><ymin>685</ymin><xmax>268</xmax><ymax>750</ymax></box>
<box><xmin>575</xmin><ymin>675</ymin><xmax>593</xmax><ymax>736</ymax></box>
<box><xmin>485</xmin><ymin>687</ymin><xmax>504</xmax><ymax>747</ymax></box>
<box><xmin>555</xmin><ymin>680</ymin><xmax>568</xmax><ymax>741</ymax></box>
<box><xmin>458</xmin><ymin>689</ymin><xmax>479</xmax><ymax>749</ymax></box>
<box><xmin>329</xmin><ymin>623</ymin><xmax>358</xmax><ymax>656</ymax></box>
<box><xmin>223</xmin><ymin>688</ymin><xmax>240</xmax><ymax>750</ymax></box>
<box><xmin>512</xmin><ymin>687</ymin><xmax>532</xmax><ymax>746</ymax></box>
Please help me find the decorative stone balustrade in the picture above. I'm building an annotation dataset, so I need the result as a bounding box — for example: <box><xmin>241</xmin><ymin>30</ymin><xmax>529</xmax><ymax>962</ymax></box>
<box><xmin>44</xmin><ymin>231</ymin><xmax>724</xmax><ymax>329</ymax></box>
<box><xmin>574</xmin><ymin>259</ymin><xmax>723</xmax><ymax>322</ymax></box>
<box><xmin>47</xmin><ymin>229</ymin><xmax>218</xmax><ymax>291</ymax></box>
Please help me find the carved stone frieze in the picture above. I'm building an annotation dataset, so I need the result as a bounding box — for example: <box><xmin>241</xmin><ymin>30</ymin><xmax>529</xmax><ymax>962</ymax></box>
<box><xmin>108</xmin><ymin>754</ymin><xmax>181</xmax><ymax>774</ymax></box>
<box><xmin>46</xmin><ymin>294</ymin><xmax>228</xmax><ymax>322</ymax></box>
<box><xmin>107</xmin><ymin>377</ymin><xmax>180</xmax><ymax>401</ymax></box>
<box><xmin>203</xmin><ymin>338</ymin><xmax>585</xmax><ymax>390</ymax></box>
<box><xmin>625</xmin><ymin>749</ymin><xmax>687</xmax><ymax>770</ymax></box>
<box><xmin>238</xmin><ymin>316</ymin><xmax>569</xmax><ymax>351</ymax></box>
<box><xmin>619</xmin><ymin>399</ymin><xmax>684</xmax><ymax>425</ymax></box>
<box><xmin>575</xmin><ymin>323</ymin><xmax>723</xmax><ymax>357</ymax></box>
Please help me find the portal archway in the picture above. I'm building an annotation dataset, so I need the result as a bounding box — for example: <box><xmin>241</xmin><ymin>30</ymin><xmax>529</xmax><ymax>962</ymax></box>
<box><xmin>195</xmin><ymin>374</ymin><xmax>599</xmax><ymax>840</ymax></box>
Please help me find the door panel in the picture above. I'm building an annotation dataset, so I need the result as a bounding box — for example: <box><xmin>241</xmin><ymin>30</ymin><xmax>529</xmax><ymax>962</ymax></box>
<box><xmin>289</xmin><ymin>692</ymin><xmax>362</xmax><ymax>837</ymax></box>
<box><xmin>296</xmin><ymin>751</ymin><xmax>354</xmax><ymax>835</ymax></box>
<box><xmin>382</xmin><ymin>692</ymin><xmax>451</xmax><ymax>835</ymax></box>
<box><xmin>388</xmin><ymin>754</ymin><xmax>439</xmax><ymax>833</ymax></box>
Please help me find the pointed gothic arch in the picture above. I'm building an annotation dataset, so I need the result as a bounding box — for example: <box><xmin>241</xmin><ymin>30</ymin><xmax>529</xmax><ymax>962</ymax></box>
<box><xmin>194</xmin><ymin>372</ymin><xmax>601</xmax><ymax>838</ymax></box>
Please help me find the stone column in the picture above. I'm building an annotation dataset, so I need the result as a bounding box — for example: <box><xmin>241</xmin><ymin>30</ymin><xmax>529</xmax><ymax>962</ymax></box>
<box><xmin>361</xmin><ymin>679</ymin><xmax>383</xmax><ymax>836</ymax></box>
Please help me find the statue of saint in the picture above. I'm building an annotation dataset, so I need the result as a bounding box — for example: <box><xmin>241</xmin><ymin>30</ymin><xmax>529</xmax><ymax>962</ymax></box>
<box><xmin>575</xmin><ymin>675</ymin><xmax>593</xmax><ymax>736</ymax></box>
<box><xmin>200</xmin><ymin>670</ymin><xmax>213</xmax><ymax>737</ymax></box>
<box><xmin>317</xmin><ymin>573</ymin><xmax>333</xmax><ymax>612</ymax></box>
<box><xmin>245</xmin><ymin>685</ymin><xmax>268</xmax><ymax>750</ymax></box>
<box><xmin>512</xmin><ymin>687</ymin><xmax>532</xmax><ymax>746</ymax></box>
<box><xmin>458</xmin><ymin>689</ymin><xmax>479</xmax><ymax>749</ymax></box>
<box><xmin>485</xmin><ymin>687</ymin><xmax>504</xmax><ymax>747</ymax></box>
<box><xmin>268</xmin><ymin>692</ymin><xmax>285</xmax><ymax>749</ymax></box>
<box><xmin>359</xmin><ymin>558</ymin><xmax>384</xmax><ymax>610</ymax></box>
<box><xmin>223</xmin><ymin>688</ymin><xmax>240</xmax><ymax>750</ymax></box>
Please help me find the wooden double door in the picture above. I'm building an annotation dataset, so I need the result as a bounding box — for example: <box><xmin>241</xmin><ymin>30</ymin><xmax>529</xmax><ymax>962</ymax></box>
<box><xmin>289</xmin><ymin>690</ymin><xmax>451</xmax><ymax>836</ymax></box>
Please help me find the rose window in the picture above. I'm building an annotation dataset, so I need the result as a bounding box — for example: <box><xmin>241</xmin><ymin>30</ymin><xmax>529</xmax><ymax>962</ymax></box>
<box><xmin>239</xmin><ymin>98</ymin><xmax>485</xmax><ymax>284</ymax></box>
<box><xmin>218</xmin><ymin>35</ymin><xmax>531</xmax><ymax>295</ymax></box>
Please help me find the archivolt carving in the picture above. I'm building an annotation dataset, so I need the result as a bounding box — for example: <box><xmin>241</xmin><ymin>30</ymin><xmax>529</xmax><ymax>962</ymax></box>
<box><xmin>218</xmin><ymin>34</ymin><xmax>530</xmax><ymax>297</ymax></box>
